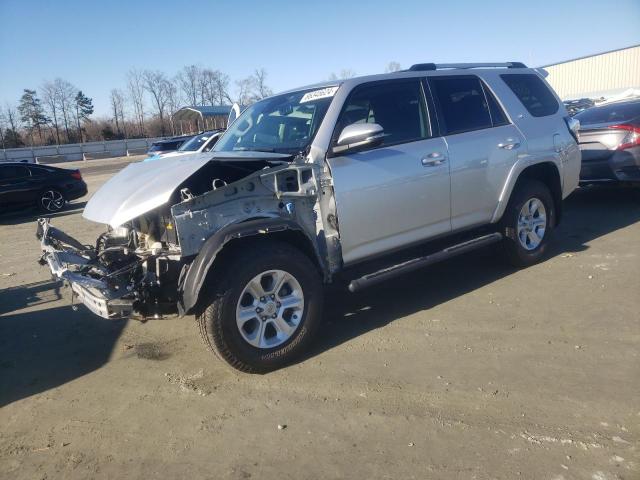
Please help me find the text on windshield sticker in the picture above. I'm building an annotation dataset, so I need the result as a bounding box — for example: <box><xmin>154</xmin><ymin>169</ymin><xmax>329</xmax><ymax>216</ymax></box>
<box><xmin>300</xmin><ymin>86</ymin><xmax>339</xmax><ymax>103</ymax></box>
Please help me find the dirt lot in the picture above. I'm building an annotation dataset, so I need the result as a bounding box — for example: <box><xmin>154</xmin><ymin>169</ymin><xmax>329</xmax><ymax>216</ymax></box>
<box><xmin>0</xmin><ymin>157</ymin><xmax>638</xmax><ymax>480</ymax></box>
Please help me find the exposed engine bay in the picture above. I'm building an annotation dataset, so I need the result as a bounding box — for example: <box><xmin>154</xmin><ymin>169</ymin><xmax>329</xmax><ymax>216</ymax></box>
<box><xmin>37</xmin><ymin>153</ymin><xmax>341</xmax><ymax>320</ymax></box>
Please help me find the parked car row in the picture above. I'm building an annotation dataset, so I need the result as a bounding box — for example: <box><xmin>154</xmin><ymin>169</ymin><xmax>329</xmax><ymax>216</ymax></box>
<box><xmin>145</xmin><ymin>130</ymin><xmax>224</xmax><ymax>162</ymax></box>
<box><xmin>147</xmin><ymin>135</ymin><xmax>194</xmax><ymax>157</ymax></box>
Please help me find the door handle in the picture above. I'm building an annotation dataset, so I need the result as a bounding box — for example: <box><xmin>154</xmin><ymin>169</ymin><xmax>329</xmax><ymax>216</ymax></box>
<box><xmin>498</xmin><ymin>141</ymin><xmax>520</xmax><ymax>150</ymax></box>
<box><xmin>421</xmin><ymin>152</ymin><xmax>447</xmax><ymax>167</ymax></box>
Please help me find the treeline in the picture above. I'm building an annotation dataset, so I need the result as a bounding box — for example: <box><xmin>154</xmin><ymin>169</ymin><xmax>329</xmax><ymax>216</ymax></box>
<box><xmin>0</xmin><ymin>66</ymin><xmax>274</xmax><ymax>149</ymax></box>
<box><xmin>1</xmin><ymin>62</ymin><xmax>402</xmax><ymax>149</ymax></box>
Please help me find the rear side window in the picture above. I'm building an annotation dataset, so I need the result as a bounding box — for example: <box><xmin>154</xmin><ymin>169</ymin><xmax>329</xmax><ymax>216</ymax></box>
<box><xmin>0</xmin><ymin>165</ymin><xmax>30</xmax><ymax>179</ymax></box>
<box><xmin>335</xmin><ymin>80</ymin><xmax>430</xmax><ymax>147</ymax></box>
<box><xmin>429</xmin><ymin>76</ymin><xmax>492</xmax><ymax>135</ymax></box>
<box><xmin>575</xmin><ymin>101</ymin><xmax>640</xmax><ymax>126</ymax></box>
<box><xmin>501</xmin><ymin>74</ymin><xmax>559</xmax><ymax>117</ymax></box>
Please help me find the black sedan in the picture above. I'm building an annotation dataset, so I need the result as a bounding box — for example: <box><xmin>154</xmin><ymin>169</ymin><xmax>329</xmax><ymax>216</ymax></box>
<box><xmin>575</xmin><ymin>99</ymin><xmax>640</xmax><ymax>184</ymax></box>
<box><xmin>0</xmin><ymin>163</ymin><xmax>88</xmax><ymax>213</ymax></box>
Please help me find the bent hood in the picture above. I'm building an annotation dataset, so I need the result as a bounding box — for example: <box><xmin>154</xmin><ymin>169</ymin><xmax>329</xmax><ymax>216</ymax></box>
<box><xmin>83</xmin><ymin>153</ymin><xmax>213</xmax><ymax>227</ymax></box>
<box><xmin>82</xmin><ymin>151</ymin><xmax>292</xmax><ymax>228</ymax></box>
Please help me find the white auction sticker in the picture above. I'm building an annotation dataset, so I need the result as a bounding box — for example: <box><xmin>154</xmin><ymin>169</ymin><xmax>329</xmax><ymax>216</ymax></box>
<box><xmin>300</xmin><ymin>86</ymin><xmax>339</xmax><ymax>103</ymax></box>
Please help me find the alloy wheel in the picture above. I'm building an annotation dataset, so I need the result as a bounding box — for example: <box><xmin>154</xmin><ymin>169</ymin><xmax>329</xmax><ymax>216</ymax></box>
<box><xmin>235</xmin><ymin>269</ymin><xmax>305</xmax><ymax>349</ymax></box>
<box><xmin>41</xmin><ymin>190</ymin><xmax>65</xmax><ymax>212</ymax></box>
<box><xmin>517</xmin><ymin>197</ymin><xmax>547</xmax><ymax>250</ymax></box>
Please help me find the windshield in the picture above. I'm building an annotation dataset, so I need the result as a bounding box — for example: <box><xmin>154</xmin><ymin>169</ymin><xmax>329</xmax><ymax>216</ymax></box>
<box><xmin>575</xmin><ymin>101</ymin><xmax>640</xmax><ymax>126</ymax></box>
<box><xmin>215</xmin><ymin>86</ymin><xmax>338</xmax><ymax>155</ymax></box>
<box><xmin>179</xmin><ymin>132</ymin><xmax>216</xmax><ymax>152</ymax></box>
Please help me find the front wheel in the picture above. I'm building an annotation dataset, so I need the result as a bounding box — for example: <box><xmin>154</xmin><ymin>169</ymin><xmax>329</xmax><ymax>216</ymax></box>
<box><xmin>196</xmin><ymin>240</ymin><xmax>324</xmax><ymax>373</ymax></box>
<box><xmin>501</xmin><ymin>179</ymin><xmax>556</xmax><ymax>267</ymax></box>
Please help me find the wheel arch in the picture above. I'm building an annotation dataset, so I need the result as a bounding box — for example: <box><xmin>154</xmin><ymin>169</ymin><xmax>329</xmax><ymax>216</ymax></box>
<box><xmin>493</xmin><ymin>161</ymin><xmax>563</xmax><ymax>225</ymax></box>
<box><xmin>178</xmin><ymin>217</ymin><xmax>326</xmax><ymax>316</ymax></box>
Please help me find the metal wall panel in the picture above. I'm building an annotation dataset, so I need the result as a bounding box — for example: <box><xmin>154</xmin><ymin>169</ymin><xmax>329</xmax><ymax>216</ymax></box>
<box><xmin>543</xmin><ymin>45</ymin><xmax>640</xmax><ymax>99</ymax></box>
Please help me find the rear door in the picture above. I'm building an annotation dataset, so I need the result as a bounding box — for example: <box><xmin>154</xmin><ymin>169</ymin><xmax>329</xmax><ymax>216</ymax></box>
<box><xmin>327</xmin><ymin>78</ymin><xmax>451</xmax><ymax>264</ymax></box>
<box><xmin>428</xmin><ymin>75</ymin><xmax>523</xmax><ymax>229</ymax></box>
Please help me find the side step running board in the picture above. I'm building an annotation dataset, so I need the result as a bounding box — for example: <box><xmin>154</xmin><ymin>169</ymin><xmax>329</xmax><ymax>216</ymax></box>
<box><xmin>348</xmin><ymin>232</ymin><xmax>503</xmax><ymax>292</ymax></box>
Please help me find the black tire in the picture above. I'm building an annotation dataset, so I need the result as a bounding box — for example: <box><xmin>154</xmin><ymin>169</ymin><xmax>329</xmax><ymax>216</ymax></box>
<box><xmin>38</xmin><ymin>188</ymin><xmax>66</xmax><ymax>213</ymax></box>
<box><xmin>196</xmin><ymin>240</ymin><xmax>324</xmax><ymax>373</ymax></box>
<box><xmin>500</xmin><ymin>179</ymin><xmax>556</xmax><ymax>267</ymax></box>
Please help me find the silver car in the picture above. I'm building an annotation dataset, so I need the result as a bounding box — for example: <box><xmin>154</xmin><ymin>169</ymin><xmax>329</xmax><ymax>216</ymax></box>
<box><xmin>37</xmin><ymin>62</ymin><xmax>581</xmax><ymax>372</ymax></box>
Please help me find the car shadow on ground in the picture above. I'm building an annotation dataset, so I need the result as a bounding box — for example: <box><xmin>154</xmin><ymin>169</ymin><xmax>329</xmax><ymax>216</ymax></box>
<box><xmin>0</xmin><ymin>186</ymin><xmax>637</xmax><ymax>393</ymax></box>
<box><xmin>304</xmin><ymin>185</ymin><xmax>640</xmax><ymax>365</ymax></box>
<box><xmin>0</xmin><ymin>301</ymin><xmax>127</xmax><ymax>407</ymax></box>
<box><xmin>0</xmin><ymin>201</ymin><xmax>88</xmax><ymax>226</ymax></box>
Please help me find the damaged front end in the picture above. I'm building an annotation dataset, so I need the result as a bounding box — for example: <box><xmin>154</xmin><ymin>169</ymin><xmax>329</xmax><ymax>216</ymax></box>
<box><xmin>37</xmin><ymin>217</ymin><xmax>181</xmax><ymax>319</ymax></box>
<box><xmin>37</xmin><ymin>151</ymin><xmax>340</xmax><ymax>321</ymax></box>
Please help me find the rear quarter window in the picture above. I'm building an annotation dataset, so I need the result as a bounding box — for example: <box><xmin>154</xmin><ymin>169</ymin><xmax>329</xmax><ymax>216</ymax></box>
<box><xmin>500</xmin><ymin>73</ymin><xmax>559</xmax><ymax>117</ymax></box>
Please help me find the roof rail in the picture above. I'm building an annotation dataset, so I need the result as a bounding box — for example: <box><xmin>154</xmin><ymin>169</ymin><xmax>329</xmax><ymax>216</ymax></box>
<box><xmin>407</xmin><ymin>62</ymin><xmax>527</xmax><ymax>72</ymax></box>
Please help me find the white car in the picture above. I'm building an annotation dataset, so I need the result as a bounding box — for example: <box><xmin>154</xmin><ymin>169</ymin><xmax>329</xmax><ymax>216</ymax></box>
<box><xmin>144</xmin><ymin>130</ymin><xmax>224</xmax><ymax>162</ymax></box>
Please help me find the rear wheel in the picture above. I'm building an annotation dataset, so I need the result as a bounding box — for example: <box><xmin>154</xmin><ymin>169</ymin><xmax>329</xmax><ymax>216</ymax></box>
<box><xmin>501</xmin><ymin>179</ymin><xmax>555</xmax><ymax>267</ymax></box>
<box><xmin>196</xmin><ymin>240</ymin><xmax>323</xmax><ymax>373</ymax></box>
<box><xmin>38</xmin><ymin>189</ymin><xmax>66</xmax><ymax>212</ymax></box>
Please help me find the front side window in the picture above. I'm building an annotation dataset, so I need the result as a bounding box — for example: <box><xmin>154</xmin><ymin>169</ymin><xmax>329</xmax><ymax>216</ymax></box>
<box><xmin>501</xmin><ymin>73</ymin><xmax>559</xmax><ymax>117</ymax></box>
<box><xmin>215</xmin><ymin>87</ymin><xmax>336</xmax><ymax>155</ymax></box>
<box><xmin>429</xmin><ymin>76</ymin><xmax>492</xmax><ymax>135</ymax></box>
<box><xmin>334</xmin><ymin>80</ymin><xmax>429</xmax><ymax>147</ymax></box>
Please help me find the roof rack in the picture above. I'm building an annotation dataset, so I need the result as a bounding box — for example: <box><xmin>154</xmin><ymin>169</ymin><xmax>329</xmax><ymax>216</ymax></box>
<box><xmin>407</xmin><ymin>62</ymin><xmax>527</xmax><ymax>72</ymax></box>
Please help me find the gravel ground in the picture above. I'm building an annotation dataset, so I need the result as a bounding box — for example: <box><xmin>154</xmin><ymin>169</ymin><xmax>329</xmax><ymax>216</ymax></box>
<box><xmin>0</xmin><ymin>157</ymin><xmax>638</xmax><ymax>480</ymax></box>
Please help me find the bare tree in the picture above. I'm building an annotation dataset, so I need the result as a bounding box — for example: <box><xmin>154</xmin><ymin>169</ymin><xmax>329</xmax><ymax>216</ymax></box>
<box><xmin>214</xmin><ymin>71</ymin><xmax>232</xmax><ymax>105</ymax></box>
<box><xmin>328</xmin><ymin>69</ymin><xmax>357</xmax><ymax>80</ymax></box>
<box><xmin>0</xmin><ymin>106</ymin><xmax>7</xmax><ymax>149</ymax></box>
<box><xmin>199</xmin><ymin>69</ymin><xmax>217</xmax><ymax>105</ymax></box>
<box><xmin>142</xmin><ymin>70</ymin><xmax>171</xmax><ymax>136</ymax></box>
<box><xmin>165</xmin><ymin>78</ymin><xmax>180</xmax><ymax>135</ymax></box>
<box><xmin>41</xmin><ymin>81</ymin><xmax>62</xmax><ymax>144</ymax></box>
<box><xmin>110</xmin><ymin>89</ymin><xmax>127</xmax><ymax>138</ymax></box>
<box><xmin>0</xmin><ymin>103</ymin><xmax>23</xmax><ymax>148</ymax></box>
<box><xmin>52</xmin><ymin>78</ymin><xmax>76</xmax><ymax>142</ymax></box>
<box><xmin>127</xmin><ymin>69</ymin><xmax>146</xmax><ymax>137</ymax></box>
<box><xmin>385</xmin><ymin>61</ymin><xmax>402</xmax><ymax>73</ymax></box>
<box><xmin>177</xmin><ymin>65</ymin><xmax>201</xmax><ymax>106</ymax></box>
<box><xmin>235</xmin><ymin>77</ymin><xmax>254</xmax><ymax>107</ymax></box>
<box><xmin>251</xmin><ymin>68</ymin><xmax>273</xmax><ymax>100</ymax></box>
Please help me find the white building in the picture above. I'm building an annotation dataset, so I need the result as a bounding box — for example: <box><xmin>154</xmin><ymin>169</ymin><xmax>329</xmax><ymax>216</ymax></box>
<box><xmin>541</xmin><ymin>44</ymin><xmax>640</xmax><ymax>100</ymax></box>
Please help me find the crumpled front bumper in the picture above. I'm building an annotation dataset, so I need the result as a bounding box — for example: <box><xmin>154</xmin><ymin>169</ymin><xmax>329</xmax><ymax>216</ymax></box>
<box><xmin>37</xmin><ymin>218</ymin><xmax>135</xmax><ymax>319</ymax></box>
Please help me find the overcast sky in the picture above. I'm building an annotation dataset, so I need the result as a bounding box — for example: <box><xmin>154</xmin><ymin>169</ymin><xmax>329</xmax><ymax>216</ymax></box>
<box><xmin>1</xmin><ymin>0</ymin><xmax>639</xmax><ymax>117</ymax></box>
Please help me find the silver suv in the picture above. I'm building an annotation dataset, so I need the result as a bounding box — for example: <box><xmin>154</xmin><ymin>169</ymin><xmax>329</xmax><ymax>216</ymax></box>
<box><xmin>37</xmin><ymin>62</ymin><xmax>581</xmax><ymax>372</ymax></box>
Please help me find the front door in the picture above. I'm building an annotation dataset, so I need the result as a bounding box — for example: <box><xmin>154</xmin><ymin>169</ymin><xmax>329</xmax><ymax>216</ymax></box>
<box><xmin>327</xmin><ymin>79</ymin><xmax>451</xmax><ymax>265</ymax></box>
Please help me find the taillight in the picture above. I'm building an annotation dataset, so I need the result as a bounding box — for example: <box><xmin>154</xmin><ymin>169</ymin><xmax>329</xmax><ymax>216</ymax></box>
<box><xmin>609</xmin><ymin>124</ymin><xmax>640</xmax><ymax>151</ymax></box>
<box><xmin>564</xmin><ymin>116</ymin><xmax>580</xmax><ymax>143</ymax></box>
<box><xmin>71</xmin><ymin>170</ymin><xmax>82</xmax><ymax>180</ymax></box>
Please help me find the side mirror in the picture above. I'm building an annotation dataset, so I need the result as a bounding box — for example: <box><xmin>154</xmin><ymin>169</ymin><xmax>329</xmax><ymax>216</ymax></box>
<box><xmin>332</xmin><ymin>123</ymin><xmax>384</xmax><ymax>155</ymax></box>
